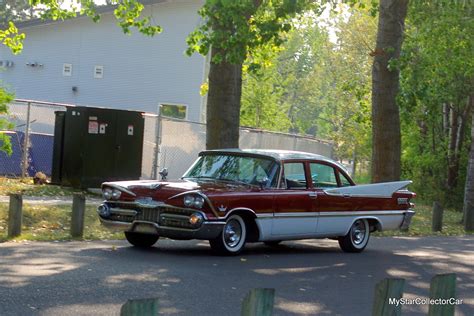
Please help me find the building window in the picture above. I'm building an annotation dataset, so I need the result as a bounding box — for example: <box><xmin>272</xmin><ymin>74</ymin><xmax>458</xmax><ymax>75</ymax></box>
<box><xmin>63</xmin><ymin>63</ymin><xmax>72</xmax><ymax>76</ymax></box>
<box><xmin>94</xmin><ymin>65</ymin><xmax>104</xmax><ymax>79</ymax></box>
<box><xmin>160</xmin><ymin>103</ymin><xmax>187</xmax><ymax>120</ymax></box>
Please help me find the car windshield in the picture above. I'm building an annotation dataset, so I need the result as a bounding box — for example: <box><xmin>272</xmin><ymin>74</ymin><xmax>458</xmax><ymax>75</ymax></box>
<box><xmin>183</xmin><ymin>154</ymin><xmax>278</xmax><ymax>187</ymax></box>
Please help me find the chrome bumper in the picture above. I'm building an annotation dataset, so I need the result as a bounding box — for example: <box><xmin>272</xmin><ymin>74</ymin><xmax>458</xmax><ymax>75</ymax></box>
<box><xmin>400</xmin><ymin>209</ymin><xmax>416</xmax><ymax>231</ymax></box>
<box><xmin>99</xmin><ymin>217</ymin><xmax>225</xmax><ymax>240</ymax></box>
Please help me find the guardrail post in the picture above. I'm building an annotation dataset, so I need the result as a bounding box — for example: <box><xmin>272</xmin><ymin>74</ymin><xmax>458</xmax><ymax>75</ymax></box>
<box><xmin>372</xmin><ymin>278</ymin><xmax>405</xmax><ymax>316</ymax></box>
<box><xmin>241</xmin><ymin>288</ymin><xmax>275</xmax><ymax>316</ymax></box>
<box><xmin>8</xmin><ymin>194</ymin><xmax>23</xmax><ymax>238</ymax></box>
<box><xmin>71</xmin><ymin>193</ymin><xmax>85</xmax><ymax>238</ymax></box>
<box><xmin>432</xmin><ymin>201</ymin><xmax>443</xmax><ymax>232</ymax></box>
<box><xmin>428</xmin><ymin>273</ymin><xmax>456</xmax><ymax>316</ymax></box>
<box><xmin>120</xmin><ymin>298</ymin><xmax>159</xmax><ymax>316</ymax></box>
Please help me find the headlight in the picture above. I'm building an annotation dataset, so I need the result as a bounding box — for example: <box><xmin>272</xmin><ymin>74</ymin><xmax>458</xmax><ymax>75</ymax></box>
<box><xmin>183</xmin><ymin>195</ymin><xmax>195</xmax><ymax>207</ymax></box>
<box><xmin>183</xmin><ymin>194</ymin><xmax>205</xmax><ymax>208</ymax></box>
<box><xmin>103</xmin><ymin>188</ymin><xmax>113</xmax><ymax>200</ymax></box>
<box><xmin>112</xmin><ymin>189</ymin><xmax>121</xmax><ymax>200</ymax></box>
<box><xmin>193</xmin><ymin>196</ymin><xmax>205</xmax><ymax>208</ymax></box>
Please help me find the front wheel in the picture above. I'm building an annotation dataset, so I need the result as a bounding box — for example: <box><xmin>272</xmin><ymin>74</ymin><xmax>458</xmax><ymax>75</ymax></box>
<box><xmin>125</xmin><ymin>231</ymin><xmax>159</xmax><ymax>248</ymax></box>
<box><xmin>338</xmin><ymin>219</ymin><xmax>370</xmax><ymax>253</ymax></box>
<box><xmin>209</xmin><ymin>215</ymin><xmax>247</xmax><ymax>255</ymax></box>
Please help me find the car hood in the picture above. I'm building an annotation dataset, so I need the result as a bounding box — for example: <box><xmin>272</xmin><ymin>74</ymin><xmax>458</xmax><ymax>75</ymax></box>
<box><xmin>102</xmin><ymin>179</ymin><xmax>257</xmax><ymax>202</ymax></box>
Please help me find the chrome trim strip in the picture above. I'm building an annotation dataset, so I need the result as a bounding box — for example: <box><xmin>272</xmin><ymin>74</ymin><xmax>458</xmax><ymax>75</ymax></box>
<box><xmin>274</xmin><ymin>212</ymin><xmax>319</xmax><ymax>218</ymax></box>
<box><xmin>222</xmin><ymin>207</ymin><xmax>257</xmax><ymax>219</ymax></box>
<box><xmin>102</xmin><ymin>183</ymin><xmax>137</xmax><ymax>197</ymax></box>
<box><xmin>109</xmin><ymin>208</ymin><xmax>137</xmax><ymax>216</ymax></box>
<box><xmin>160</xmin><ymin>214</ymin><xmax>190</xmax><ymax>220</ymax></box>
<box><xmin>319</xmin><ymin>210</ymin><xmax>406</xmax><ymax>217</ymax></box>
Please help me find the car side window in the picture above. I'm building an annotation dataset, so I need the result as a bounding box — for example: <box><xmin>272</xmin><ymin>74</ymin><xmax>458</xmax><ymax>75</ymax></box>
<box><xmin>310</xmin><ymin>163</ymin><xmax>338</xmax><ymax>188</ymax></box>
<box><xmin>339</xmin><ymin>172</ymin><xmax>352</xmax><ymax>187</ymax></box>
<box><xmin>283</xmin><ymin>163</ymin><xmax>307</xmax><ymax>189</ymax></box>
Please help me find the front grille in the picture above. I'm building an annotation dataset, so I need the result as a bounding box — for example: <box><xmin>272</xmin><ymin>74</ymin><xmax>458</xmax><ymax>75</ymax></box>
<box><xmin>136</xmin><ymin>209</ymin><xmax>161</xmax><ymax>222</ymax></box>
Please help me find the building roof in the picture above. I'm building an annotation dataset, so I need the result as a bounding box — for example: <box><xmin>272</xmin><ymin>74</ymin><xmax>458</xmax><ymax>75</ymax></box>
<box><xmin>12</xmin><ymin>0</ymin><xmax>167</xmax><ymax>30</ymax></box>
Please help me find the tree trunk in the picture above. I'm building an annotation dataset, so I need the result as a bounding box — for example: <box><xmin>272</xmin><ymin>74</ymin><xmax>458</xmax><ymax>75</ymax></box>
<box><xmin>206</xmin><ymin>47</ymin><xmax>243</xmax><ymax>149</ymax></box>
<box><xmin>463</xmin><ymin>95</ymin><xmax>474</xmax><ymax>231</ymax></box>
<box><xmin>371</xmin><ymin>0</ymin><xmax>409</xmax><ymax>183</ymax></box>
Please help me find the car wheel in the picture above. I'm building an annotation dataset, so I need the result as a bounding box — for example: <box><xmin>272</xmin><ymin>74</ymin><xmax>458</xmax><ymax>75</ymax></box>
<box><xmin>125</xmin><ymin>231</ymin><xmax>159</xmax><ymax>248</ymax></box>
<box><xmin>209</xmin><ymin>214</ymin><xmax>247</xmax><ymax>255</ymax></box>
<box><xmin>338</xmin><ymin>219</ymin><xmax>370</xmax><ymax>253</ymax></box>
<box><xmin>264</xmin><ymin>240</ymin><xmax>282</xmax><ymax>247</ymax></box>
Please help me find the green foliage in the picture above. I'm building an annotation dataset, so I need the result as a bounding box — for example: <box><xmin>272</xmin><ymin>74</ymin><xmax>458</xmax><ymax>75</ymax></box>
<box><xmin>186</xmin><ymin>0</ymin><xmax>318</xmax><ymax>68</ymax></box>
<box><xmin>0</xmin><ymin>22</ymin><xmax>25</xmax><ymax>54</ymax></box>
<box><xmin>0</xmin><ymin>88</ymin><xmax>14</xmax><ymax>155</ymax></box>
<box><xmin>0</xmin><ymin>0</ymin><xmax>41</xmax><ymax>25</ymax></box>
<box><xmin>241</xmin><ymin>5</ymin><xmax>375</xmax><ymax>165</ymax></box>
<box><xmin>399</xmin><ymin>1</ymin><xmax>474</xmax><ymax>207</ymax></box>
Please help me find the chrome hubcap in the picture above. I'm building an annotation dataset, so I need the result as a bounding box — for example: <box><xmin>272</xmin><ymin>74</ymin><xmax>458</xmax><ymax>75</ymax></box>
<box><xmin>224</xmin><ymin>219</ymin><xmax>242</xmax><ymax>248</ymax></box>
<box><xmin>351</xmin><ymin>220</ymin><xmax>366</xmax><ymax>245</ymax></box>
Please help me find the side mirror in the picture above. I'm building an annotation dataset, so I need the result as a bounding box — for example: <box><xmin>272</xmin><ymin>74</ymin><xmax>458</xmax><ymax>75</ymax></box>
<box><xmin>257</xmin><ymin>177</ymin><xmax>269</xmax><ymax>189</ymax></box>
<box><xmin>159</xmin><ymin>168</ymin><xmax>168</xmax><ymax>181</ymax></box>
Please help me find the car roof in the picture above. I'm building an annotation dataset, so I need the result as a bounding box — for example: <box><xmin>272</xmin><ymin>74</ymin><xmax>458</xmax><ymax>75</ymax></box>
<box><xmin>200</xmin><ymin>149</ymin><xmax>334</xmax><ymax>163</ymax></box>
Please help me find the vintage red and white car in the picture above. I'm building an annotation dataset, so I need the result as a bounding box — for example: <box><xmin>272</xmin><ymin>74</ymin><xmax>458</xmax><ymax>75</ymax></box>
<box><xmin>97</xmin><ymin>149</ymin><xmax>415</xmax><ymax>255</ymax></box>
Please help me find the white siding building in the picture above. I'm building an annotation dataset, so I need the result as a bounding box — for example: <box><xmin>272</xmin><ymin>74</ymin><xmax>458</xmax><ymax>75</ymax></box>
<box><xmin>0</xmin><ymin>0</ymin><xmax>207</xmax><ymax>122</ymax></box>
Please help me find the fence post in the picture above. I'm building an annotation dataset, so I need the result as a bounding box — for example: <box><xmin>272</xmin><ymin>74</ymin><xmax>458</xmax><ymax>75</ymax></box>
<box><xmin>428</xmin><ymin>273</ymin><xmax>456</xmax><ymax>316</ymax></box>
<box><xmin>21</xmin><ymin>102</ymin><xmax>32</xmax><ymax>178</ymax></box>
<box><xmin>241</xmin><ymin>288</ymin><xmax>275</xmax><ymax>316</ymax></box>
<box><xmin>71</xmin><ymin>193</ymin><xmax>85</xmax><ymax>238</ymax></box>
<box><xmin>8</xmin><ymin>194</ymin><xmax>23</xmax><ymax>238</ymax></box>
<box><xmin>120</xmin><ymin>298</ymin><xmax>159</xmax><ymax>316</ymax></box>
<box><xmin>152</xmin><ymin>107</ymin><xmax>163</xmax><ymax>180</ymax></box>
<box><xmin>372</xmin><ymin>278</ymin><xmax>405</xmax><ymax>316</ymax></box>
<box><xmin>432</xmin><ymin>201</ymin><xmax>443</xmax><ymax>232</ymax></box>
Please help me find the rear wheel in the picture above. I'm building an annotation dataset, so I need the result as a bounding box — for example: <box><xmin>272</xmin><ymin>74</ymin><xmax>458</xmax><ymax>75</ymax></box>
<box><xmin>125</xmin><ymin>232</ymin><xmax>159</xmax><ymax>248</ymax></box>
<box><xmin>338</xmin><ymin>219</ymin><xmax>370</xmax><ymax>253</ymax></box>
<box><xmin>209</xmin><ymin>215</ymin><xmax>247</xmax><ymax>255</ymax></box>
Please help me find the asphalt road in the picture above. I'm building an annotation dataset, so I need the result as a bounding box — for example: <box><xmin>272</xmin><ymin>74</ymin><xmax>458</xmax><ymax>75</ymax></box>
<box><xmin>0</xmin><ymin>236</ymin><xmax>472</xmax><ymax>316</ymax></box>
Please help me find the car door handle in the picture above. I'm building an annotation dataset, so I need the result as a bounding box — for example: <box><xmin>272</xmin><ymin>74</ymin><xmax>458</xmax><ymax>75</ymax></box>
<box><xmin>308</xmin><ymin>192</ymin><xmax>317</xmax><ymax>199</ymax></box>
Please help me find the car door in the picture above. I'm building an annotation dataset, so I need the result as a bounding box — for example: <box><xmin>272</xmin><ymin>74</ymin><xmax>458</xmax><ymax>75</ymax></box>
<box><xmin>310</xmin><ymin>162</ymin><xmax>355</xmax><ymax>235</ymax></box>
<box><xmin>271</xmin><ymin>161</ymin><xmax>318</xmax><ymax>237</ymax></box>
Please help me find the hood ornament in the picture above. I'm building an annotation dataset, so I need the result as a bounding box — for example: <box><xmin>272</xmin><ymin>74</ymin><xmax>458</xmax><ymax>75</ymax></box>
<box><xmin>218</xmin><ymin>205</ymin><xmax>227</xmax><ymax>212</ymax></box>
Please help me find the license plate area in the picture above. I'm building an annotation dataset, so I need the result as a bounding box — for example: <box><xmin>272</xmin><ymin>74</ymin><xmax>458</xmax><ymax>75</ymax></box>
<box><xmin>133</xmin><ymin>223</ymin><xmax>158</xmax><ymax>234</ymax></box>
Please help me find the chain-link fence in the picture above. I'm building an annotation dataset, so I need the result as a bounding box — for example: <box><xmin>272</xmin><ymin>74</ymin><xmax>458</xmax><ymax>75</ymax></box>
<box><xmin>0</xmin><ymin>99</ymin><xmax>67</xmax><ymax>177</ymax></box>
<box><xmin>1</xmin><ymin>99</ymin><xmax>333</xmax><ymax>182</ymax></box>
<box><xmin>154</xmin><ymin>117</ymin><xmax>333</xmax><ymax>180</ymax></box>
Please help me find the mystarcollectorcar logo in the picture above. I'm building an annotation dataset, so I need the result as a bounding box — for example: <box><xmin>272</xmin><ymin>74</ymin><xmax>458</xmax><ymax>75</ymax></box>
<box><xmin>389</xmin><ymin>297</ymin><xmax>463</xmax><ymax>306</ymax></box>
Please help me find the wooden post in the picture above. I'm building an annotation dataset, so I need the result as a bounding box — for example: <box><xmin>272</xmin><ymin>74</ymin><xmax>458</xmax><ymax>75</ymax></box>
<box><xmin>432</xmin><ymin>201</ymin><xmax>443</xmax><ymax>232</ymax></box>
<box><xmin>241</xmin><ymin>288</ymin><xmax>275</xmax><ymax>316</ymax></box>
<box><xmin>428</xmin><ymin>273</ymin><xmax>456</xmax><ymax>316</ymax></box>
<box><xmin>372</xmin><ymin>278</ymin><xmax>405</xmax><ymax>316</ymax></box>
<box><xmin>71</xmin><ymin>193</ymin><xmax>85</xmax><ymax>238</ymax></box>
<box><xmin>8</xmin><ymin>194</ymin><xmax>23</xmax><ymax>238</ymax></box>
<box><xmin>120</xmin><ymin>298</ymin><xmax>159</xmax><ymax>316</ymax></box>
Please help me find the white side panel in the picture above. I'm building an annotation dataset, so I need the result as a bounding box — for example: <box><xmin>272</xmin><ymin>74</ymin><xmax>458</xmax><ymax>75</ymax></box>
<box><xmin>324</xmin><ymin>181</ymin><xmax>412</xmax><ymax>198</ymax></box>
<box><xmin>255</xmin><ymin>218</ymin><xmax>273</xmax><ymax>241</ymax></box>
<box><xmin>271</xmin><ymin>214</ymin><xmax>318</xmax><ymax>236</ymax></box>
